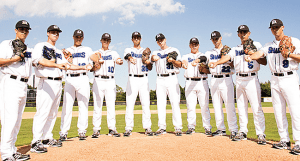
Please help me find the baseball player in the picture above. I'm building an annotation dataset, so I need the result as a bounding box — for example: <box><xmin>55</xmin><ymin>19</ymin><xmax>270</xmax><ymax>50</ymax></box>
<box><xmin>59</xmin><ymin>29</ymin><xmax>93</xmax><ymax>141</ymax></box>
<box><xmin>209</xmin><ymin>25</ymin><xmax>267</xmax><ymax>144</ymax></box>
<box><xmin>90</xmin><ymin>33</ymin><xmax>123</xmax><ymax>138</ymax></box>
<box><xmin>31</xmin><ymin>25</ymin><xmax>86</xmax><ymax>153</ymax></box>
<box><xmin>151</xmin><ymin>33</ymin><xmax>183</xmax><ymax>136</ymax></box>
<box><xmin>205</xmin><ymin>31</ymin><xmax>238</xmax><ymax>138</ymax></box>
<box><xmin>181</xmin><ymin>37</ymin><xmax>212</xmax><ymax>135</ymax></box>
<box><xmin>0</xmin><ymin>20</ymin><xmax>32</xmax><ymax>161</ymax></box>
<box><xmin>247</xmin><ymin>19</ymin><xmax>300</xmax><ymax>153</ymax></box>
<box><xmin>123</xmin><ymin>31</ymin><xmax>153</xmax><ymax>137</ymax></box>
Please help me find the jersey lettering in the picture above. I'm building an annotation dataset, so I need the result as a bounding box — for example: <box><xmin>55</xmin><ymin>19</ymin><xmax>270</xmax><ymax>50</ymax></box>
<box><xmin>210</xmin><ymin>54</ymin><xmax>221</xmax><ymax>60</ymax></box>
<box><xmin>56</xmin><ymin>53</ymin><xmax>62</xmax><ymax>60</ymax></box>
<box><xmin>188</xmin><ymin>58</ymin><xmax>195</xmax><ymax>63</ymax></box>
<box><xmin>235</xmin><ymin>50</ymin><xmax>245</xmax><ymax>56</ymax></box>
<box><xmin>78</xmin><ymin>63</ymin><xmax>86</xmax><ymax>66</ymax></box>
<box><xmin>102</xmin><ymin>55</ymin><xmax>112</xmax><ymax>60</ymax></box>
<box><xmin>157</xmin><ymin>53</ymin><xmax>168</xmax><ymax>59</ymax></box>
<box><xmin>131</xmin><ymin>52</ymin><xmax>142</xmax><ymax>58</ymax></box>
<box><xmin>268</xmin><ymin>47</ymin><xmax>280</xmax><ymax>54</ymax></box>
<box><xmin>73</xmin><ymin>52</ymin><xmax>86</xmax><ymax>58</ymax></box>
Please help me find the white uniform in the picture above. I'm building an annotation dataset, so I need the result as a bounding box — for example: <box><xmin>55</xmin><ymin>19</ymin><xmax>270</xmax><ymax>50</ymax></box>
<box><xmin>0</xmin><ymin>40</ymin><xmax>32</xmax><ymax>160</ymax></box>
<box><xmin>60</xmin><ymin>46</ymin><xmax>93</xmax><ymax>136</ymax></box>
<box><xmin>206</xmin><ymin>48</ymin><xmax>238</xmax><ymax>132</ymax></box>
<box><xmin>92</xmin><ymin>49</ymin><xmax>120</xmax><ymax>131</ymax></box>
<box><xmin>31</xmin><ymin>42</ymin><xmax>67</xmax><ymax>144</ymax></box>
<box><xmin>152</xmin><ymin>47</ymin><xmax>182</xmax><ymax>130</ymax></box>
<box><xmin>260</xmin><ymin>37</ymin><xmax>300</xmax><ymax>145</ymax></box>
<box><xmin>228</xmin><ymin>42</ymin><xmax>265</xmax><ymax>135</ymax></box>
<box><xmin>124</xmin><ymin>47</ymin><xmax>152</xmax><ymax>131</ymax></box>
<box><xmin>182</xmin><ymin>52</ymin><xmax>211</xmax><ymax>130</ymax></box>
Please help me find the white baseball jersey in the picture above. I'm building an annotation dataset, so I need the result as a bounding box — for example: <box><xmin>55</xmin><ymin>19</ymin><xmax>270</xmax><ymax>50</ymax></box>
<box><xmin>32</xmin><ymin>42</ymin><xmax>68</xmax><ymax>77</ymax></box>
<box><xmin>182</xmin><ymin>52</ymin><xmax>208</xmax><ymax>78</ymax></box>
<box><xmin>152</xmin><ymin>47</ymin><xmax>181</xmax><ymax>74</ymax></box>
<box><xmin>0</xmin><ymin>40</ymin><xmax>33</xmax><ymax>78</ymax></box>
<box><xmin>228</xmin><ymin>41</ymin><xmax>262</xmax><ymax>73</ymax></box>
<box><xmin>124</xmin><ymin>47</ymin><xmax>150</xmax><ymax>75</ymax></box>
<box><xmin>260</xmin><ymin>37</ymin><xmax>300</xmax><ymax>73</ymax></box>
<box><xmin>206</xmin><ymin>48</ymin><xmax>235</xmax><ymax>75</ymax></box>
<box><xmin>93</xmin><ymin>49</ymin><xmax>120</xmax><ymax>76</ymax></box>
<box><xmin>65</xmin><ymin>46</ymin><xmax>93</xmax><ymax>74</ymax></box>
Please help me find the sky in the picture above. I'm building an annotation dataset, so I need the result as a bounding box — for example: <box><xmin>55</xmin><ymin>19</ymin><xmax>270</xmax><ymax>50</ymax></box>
<box><xmin>0</xmin><ymin>0</ymin><xmax>300</xmax><ymax>90</ymax></box>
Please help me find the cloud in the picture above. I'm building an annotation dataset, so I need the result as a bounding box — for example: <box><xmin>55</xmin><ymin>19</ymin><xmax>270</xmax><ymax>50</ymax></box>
<box><xmin>223</xmin><ymin>32</ymin><xmax>232</xmax><ymax>37</ymax></box>
<box><xmin>0</xmin><ymin>0</ymin><xmax>185</xmax><ymax>24</ymax></box>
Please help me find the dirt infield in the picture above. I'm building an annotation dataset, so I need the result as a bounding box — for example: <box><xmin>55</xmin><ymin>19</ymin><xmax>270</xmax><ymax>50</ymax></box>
<box><xmin>23</xmin><ymin>132</ymin><xmax>299</xmax><ymax>161</ymax></box>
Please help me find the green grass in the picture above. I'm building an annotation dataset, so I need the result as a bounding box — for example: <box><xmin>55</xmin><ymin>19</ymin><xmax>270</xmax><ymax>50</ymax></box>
<box><xmin>23</xmin><ymin>102</ymin><xmax>274</xmax><ymax>112</ymax></box>
<box><xmin>11</xmin><ymin>112</ymin><xmax>292</xmax><ymax>147</ymax></box>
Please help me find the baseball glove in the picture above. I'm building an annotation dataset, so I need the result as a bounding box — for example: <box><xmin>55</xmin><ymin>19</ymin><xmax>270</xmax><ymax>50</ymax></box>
<box><xmin>90</xmin><ymin>62</ymin><xmax>101</xmax><ymax>72</ymax></box>
<box><xmin>142</xmin><ymin>47</ymin><xmax>151</xmax><ymax>64</ymax></box>
<box><xmin>166</xmin><ymin>51</ymin><xmax>178</xmax><ymax>66</ymax></box>
<box><xmin>12</xmin><ymin>39</ymin><xmax>27</xmax><ymax>62</ymax></box>
<box><xmin>243</xmin><ymin>38</ymin><xmax>257</xmax><ymax>55</ymax></box>
<box><xmin>62</xmin><ymin>49</ymin><xmax>73</xmax><ymax>64</ymax></box>
<box><xmin>43</xmin><ymin>46</ymin><xmax>56</xmax><ymax>63</ymax></box>
<box><xmin>279</xmin><ymin>36</ymin><xmax>296</xmax><ymax>58</ymax></box>
<box><xmin>220</xmin><ymin>45</ymin><xmax>231</xmax><ymax>56</ymax></box>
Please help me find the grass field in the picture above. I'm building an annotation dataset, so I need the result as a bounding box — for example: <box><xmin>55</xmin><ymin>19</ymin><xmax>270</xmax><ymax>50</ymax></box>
<box><xmin>11</xmin><ymin>111</ymin><xmax>294</xmax><ymax>147</ymax></box>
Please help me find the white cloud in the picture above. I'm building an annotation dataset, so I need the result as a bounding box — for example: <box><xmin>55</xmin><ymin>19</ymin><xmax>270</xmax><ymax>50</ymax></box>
<box><xmin>0</xmin><ymin>0</ymin><xmax>185</xmax><ymax>24</ymax></box>
<box><xmin>223</xmin><ymin>32</ymin><xmax>232</xmax><ymax>37</ymax></box>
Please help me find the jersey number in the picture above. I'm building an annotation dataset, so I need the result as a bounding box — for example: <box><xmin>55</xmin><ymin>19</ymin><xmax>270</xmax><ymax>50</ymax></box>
<box><xmin>78</xmin><ymin>63</ymin><xmax>86</xmax><ymax>66</ymax></box>
<box><xmin>142</xmin><ymin>65</ymin><xmax>148</xmax><ymax>72</ymax></box>
<box><xmin>248</xmin><ymin>61</ymin><xmax>254</xmax><ymax>69</ymax></box>
<box><xmin>108</xmin><ymin>66</ymin><xmax>114</xmax><ymax>73</ymax></box>
<box><xmin>166</xmin><ymin>63</ymin><xmax>174</xmax><ymax>69</ymax></box>
<box><xmin>221</xmin><ymin>66</ymin><xmax>230</xmax><ymax>73</ymax></box>
<box><xmin>283</xmin><ymin>60</ymin><xmax>289</xmax><ymax>68</ymax></box>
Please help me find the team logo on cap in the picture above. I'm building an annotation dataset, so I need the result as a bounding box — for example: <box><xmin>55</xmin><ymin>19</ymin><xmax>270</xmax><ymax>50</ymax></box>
<box><xmin>105</xmin><ymin>33</ymin><xmax>109</xmax><ymax>37</ymax></box>
<box><xmin>134</xmin><ymin>32</ymin><xmax>138</xmax><ymax>35</ymax></box>
<box><xmin>212</xmin><ymin>33</ymin><xmax>216</xmax><ymax>36</ymax></box>
<box><xmin>54</xmin><ymin>25</ymin><xmax>58</xmax><ymax>29</ymax></box>
<box><xmin>157</xmin><ymin>34</ymin><xmax>161</xmax><ymax>37</ymax></box>
<box><xmin>77</xmin><ymin>30</ymin><xmax>82</xmax><ymax>34</ymax></box>
<box><xmin>192</xmin><ymin>38</ymin><xmax>196</xmax><ymax>41</ymax></box>
<box><xmin>240</xmin><ymin>25</ymin><xmax>245</xmax><ymax>29</ymax></box>
<box><xmin>272</xmin><ymin>20</ymin><xmax>277</xmax><ymax>24</ymax></box>
<box><xmin>22</xmin><ymin>20</ymin><xmax>28</xmax><ymax>25</ymax></box>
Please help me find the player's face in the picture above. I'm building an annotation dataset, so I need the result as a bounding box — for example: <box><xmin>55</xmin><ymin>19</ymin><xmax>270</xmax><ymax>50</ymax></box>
<box><xmin>132</xmin><ymin>36</ymin><xmax>141</xmax><ymax>46</ymax></box>
<box><xmin>189</xmin><ymin>43</ymin><xmax>199</xmax><ymax>53</ymax></box>
<box><xmin>211</xmin><ymin>37</ymin><xmax>222</xmax><ymax>48</ymax></box>
<box><xmin>271</xmin><ymin>26</ymin><xmax>284</xmax><ymax>38</ymax></box>
<box><xmin>238</xmin><ymin>31</ymin><xmax>250</xmax><ymax>42</ymax></box>
<box><xmin>47</xmin><ymin>31</ymin><xmax>60</xmax><ymax>42</ymax></box>
<box><xmin>157</xmin><ymin>38</ymin><xmax>166</xmax><ymax>48</ymax></box>
<box><xmin>73</xmin><ymin>36</ymin><xmax>83</xmax><ymax>46</ymax></box>
<box><xmin>15</xmin><ymin>27</ymin><xmax>29</xmax><ymax>41</ymax></box>
<box><xmin>101</xmin><ymin>38</ymin><xmax>111</xmax><ymax>48</ymax></box>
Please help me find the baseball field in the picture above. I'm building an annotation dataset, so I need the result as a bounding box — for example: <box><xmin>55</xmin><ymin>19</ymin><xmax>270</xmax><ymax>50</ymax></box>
<box><xmin>3</xmin><ymin>103</ymin><xmax>300</xmax><ymax>160</ymax></box>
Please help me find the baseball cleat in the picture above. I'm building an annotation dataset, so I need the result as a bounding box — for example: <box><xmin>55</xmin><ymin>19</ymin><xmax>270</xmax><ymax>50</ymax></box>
<box><xmin>257</xmin><ymin>134</ymin><xmax>267</xmax><ymax>145</ymax></box>
<box><xmin>59</xmin><ymin>134</ymin><xmax>67</xmax><ymax>142</ymax></box>
<box><xmin>79</xmin><ymin>133</ymin><xmax>87</xmax><ymax>140</ymax></box>
<box><xmin>30</xmin><ymin>140</ymin><xmax>48</xmax><ymax>153</ymax></box>
<box><xmin>108</xmin><ymin>129</ymin><xmax>121</xmax><ymax>137</ymax></box>
<box><xmin>229</xmin><ymin>131</ymin><xmax>237</xmax><ymax>139</ymax></box>
<box><xmin>155</xmin><ymin>129</ymin><xmax>167</xmax><ymax>135</ymax></box>
<box><xmin>175</xmin><ymin>129</ymin><xmax>182</xmax><ymax>136</ymax></box>
<box><xmin>186</xmin><ymin>128</ymin><xmax>195</xmax><ymax>135</ymax></box>
<box><xmin>211</xmin><ymin>130</ymin><xmax>226</xmax><ymax>136</ymax></box>
<box><xmin>123</xmin><ymin>130</ymin><xmax>132</xmax><ymax>137</ymax></box>
<box><xmin>145</xmin><ymin>128</ymin><xmax>154</xmax><ymax>136</ymax></box>
<box><xmin>232</xmin><ymin>132</ymin><xmax>247</xmax><ymax>141</ymax></box>
<box><xmin>92</xmin><ymin>130</ymin><xmax>100</xmax><ymax>138</ymax></box>
<box><xmin>42</xmin><ymin>139</ymin><xmax>62</xmax><ymax>147</ymax></box>
<box><xmin>3</xmin><ymin>157</ymin><xmax>15</xmax><ymax>161</ymax></box>
<box><xmin>204</xmin><ymin>128</ymin><xmax>212</xmax><ymax>135</ymax></box>
<box><xmin>291</xmin><ymin>144</ymin><xmax>300</xmax><ymax>155</ymax></box>
<box><xmin>272</xmin><ymin>141</ymin><xmax>291</xmax><ymax>150</ymax></box>
<box><xmin>13</xmin><ymin>152</ymin><xmax>30</xmax><ymax>161</ymax></box>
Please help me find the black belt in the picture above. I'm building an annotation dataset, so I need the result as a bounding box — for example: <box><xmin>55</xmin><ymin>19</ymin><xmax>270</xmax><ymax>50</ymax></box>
<box><xmin>237</xmin><ymin>73</ymin><xmax>256</xmax><ymax>77</ymax></box>
<box><xmin>186</xmin><ymin>78</ymin><xmax>206</xmax><ymax>81</ymax></box>
<box><xmin>212</xmin><ymin>74</ymin><xmax>230</xmax><ymax>78</ymax></box>
<box><xmin>10</xmin><ymin>75</ymin><xmax>28</xmax><ymax>82</ymax></box>
<box><xmin>67</xmin><ymin>72</ymin><xmax>87</xmax><ymax>77</ymax></box>
<box><xmin>47</xmin><ymin>77</ymin><xmax>62</xmax><ymax>81</ymax></box>
<box><xmin>273</xmin><ymin>71</ymin><xmax>293</xmax><ymax>77</ymax></box>
<box><xmin>129</xmin><ymin>74</ymin><xmax>147</xmax><ymax>77</ymax></box>
<box><xmin>157</xmin><ymin>73</ymin><xmax>175</xmax><ymax>77</ymax></box>
<box><xmin>95</xmin><ymin>75</ymin><xmax>114</xmax><ymax>79</ymax></box>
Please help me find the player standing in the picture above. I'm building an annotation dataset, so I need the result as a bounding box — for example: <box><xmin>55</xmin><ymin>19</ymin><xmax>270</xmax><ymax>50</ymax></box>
<box><xmin>59</xmin><ymin>29</ymin><xmax>93</xmax><ymax>141</ymax></box>
<box><xmin>123</xmin><ymin>31</ymin><xmax>153</xmax><ymax>137</ymax></box>
<box><xmin>0</xmin><ymin>20</ymin><xmax>32</xmax><ymax>161</ymax></box>
<box><xmin>247</xmin><ymin>19</ymin><xmax>300</xmax><ymax>153</ymax></box>
<box><xmin>181</xmin><ymin>37</ymin><xmax>212</xmax><ymax>135</ymax></box>
<box><xmin>209</xmin><ymin>25</ymin><xmax>267</xmax><ymax>144</ymax></box>
<box><xmin>205</xmin><ymin>31</ymin><xmax>238</xmax><ymax>138</ymax></box>
<box><xmin>90</xmin><ymin>33</ymin><xmax>123</xmax><ymax>138</ymax></box>
<box><xmin>151</xmin><ymin>33</ymin><xmax>183</xmax><ymax>136</ymax></box>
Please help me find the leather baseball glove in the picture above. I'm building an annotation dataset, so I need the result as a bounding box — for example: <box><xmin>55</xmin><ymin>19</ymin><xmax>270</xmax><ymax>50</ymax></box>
<box><xmin>142</xmin><ymin>47</ymin><xmax>151</xmax><ymax>64</ymax></box>
<box><xmin>12</xmin><ymin>39</ymin><xmax>27</xmax><ymax>62</ymax></box>
<box><xmin>62</xmin><ymin>49</ymin><xmax>73</xmax><ymax>64</ymax></box>
<box><xmin>166</xmin><ymin>51</ymin><xmax>178</xmax><ymax>66</ymax></box>
<box><xmin>279</xmin><ymin>36</ymin><xmax>296</xmax><ymax>58</ymax></box>
<box><xmin>90</xmin><ymin>52</ymin><xmax>102</xmax><ymax>72</ymax></box>
<box><xmin>220</xmin><ymin>45</ymin><xmax>231</xmax><ymax>56</ymax></box>
<box><xmin>43</xmin><ymin>46</ymin><xmax>56</xmax><ymax>63</ymax></box>
<box><xmin>243</xmin><ymin>38</ymin><xmax>257</xmax><ymax>55</ymax></box>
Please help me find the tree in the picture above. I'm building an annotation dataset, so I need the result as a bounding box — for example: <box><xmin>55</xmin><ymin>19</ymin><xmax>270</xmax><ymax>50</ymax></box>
<box><xmin>150</xmin><ymin>90</ymin><xmax>156</xmax><ymax>100</ymax></box>
<box><xmin>260</xmin><ymin>81</ymin><xmax>271</xmax><ymax>97</ymax></box>
<box><xmin>116</xmin><ymin>85</ymin><xmax>126</xmax><ymax>101</ymax></box>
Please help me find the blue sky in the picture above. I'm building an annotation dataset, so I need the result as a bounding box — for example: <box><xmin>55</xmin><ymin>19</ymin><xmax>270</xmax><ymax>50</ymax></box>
<box><xmin>0</xmin><ymin>0</ymin><xmax>299</xmax><ymax>90</ymax></box>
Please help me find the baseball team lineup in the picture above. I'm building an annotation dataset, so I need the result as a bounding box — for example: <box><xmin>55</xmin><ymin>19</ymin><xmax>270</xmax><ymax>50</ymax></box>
<box><xmin>0</xmin><ymin>18</ymin><xmax>300</xmax><ymax>160</ymax></box>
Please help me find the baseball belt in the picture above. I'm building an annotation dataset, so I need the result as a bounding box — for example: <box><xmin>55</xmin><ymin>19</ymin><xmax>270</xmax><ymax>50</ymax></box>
<box><xmin>95</xmin><ymin>75</ymin><xmax>114</xmax><ymax>79</ymax></box>
<box><xmin>47</xmin><ymin>77</ymin><xmax>62</xmax><ymax>81</ymax></box>
<box><xmin>273</xmin><ymin>71</ymin><xmax>293</xmax><ymax>77</ymax></box>
<box><xmin>212</xmin><ymin>74</ymin><xmax>230</xmax><ymax>78</ymax></box>
<box><xmin>129</xmin><ymin>74</ymin><xmax>148</xmax><ymax>77</ymax></box>
<box><xmin>66</xmin><ymin>72</ymin><xmax>87</xmax><ymax>77</ymax></box>
<box><xmin>157</xmin><ymin>73</ymin><xmax>175</xmax><ymax>77</ymax></box>
<box><xmin>10</xmin><ymin>75</ymin><xmax>28</xmax><ymax>82</ymax></box>
<box><xmin>186</xmin><ymin>78</ymin><xmax>206</xmax><ymax>81</ymax></box>
<box><xmin>236</xmin><ymin>73</ymin><xmax>256</xmax><ymax>77</ymax></box>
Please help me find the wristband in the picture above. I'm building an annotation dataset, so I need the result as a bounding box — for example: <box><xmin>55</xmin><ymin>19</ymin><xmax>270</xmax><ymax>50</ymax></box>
<box><xmin>288</xmin><ymin>53</ymin><xmax>291</xmax><ymax>58</ymax></box>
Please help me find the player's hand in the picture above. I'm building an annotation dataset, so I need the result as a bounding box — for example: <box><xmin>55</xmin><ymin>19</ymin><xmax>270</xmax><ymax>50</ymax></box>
<box><xmin>152</xmin><ymin>55</ymin><xmax>160</xmax><ymax>62</ymax></box>
<box><xmin>167</xmin><ymin>57</ymin><xmax>174</xmax><ymax>63</ymax></box>
<box><xmin>57</xmin><ymin>63</ymin><xmax>67</xmax><ymax>70</ymax></box>
<box><xmin>191</xmin><ymin>60</ymin><xmax>198</xmax><ymax>67</ymax></box>
<box><xmin>116</xmin><ymin>58</ymin><xmax>123</xmax><ymax>65</ymax></box>
<box><xmin>208</xmin><ymin>62</ymin><xmax>217</xmax><ymax>68</ymax></box>
<box><xmin>144</xmin><ymin>59</ymin><xmax>151</xmax><ymax>65</ymax></box>
<box><xmin>182</xmin><ymin>63</ymin><xmax>188</xmax><ymax>69</ymax></box>
<box><xmin>245</xmin><ymin>55</ymin><xmax>252</xmax><ymax>62</ymax></box>
<box><xmin>129</xmin><ymin>57</ymin><xmax>137</xmax><ymax>65</ymax></box>
<box><xmin>85</xmin><ymin>64</ymin><xmax>93</xmax><ymax>70</ymax></box>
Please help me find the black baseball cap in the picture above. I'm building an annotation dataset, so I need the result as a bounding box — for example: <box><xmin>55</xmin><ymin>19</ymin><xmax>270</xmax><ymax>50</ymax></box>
<box><xmin>155</xmin><ymin>33</ymin><xmax>165</xmax><ymax>41</ymax></box>
<box><xmin>101</xmin><ymin>33</ymin><xmax>111</xmax><ymax>40</ymax></box>
<box><xmin>237</xmin><ymin>25</ymin><xmax>249</xmax><ymax>32</ymax></box>
<box><xmin>210</xmin><ymin>31</ymin><xmax>221</xmax><ymax>39</ymax></box>
<box><xmin>132</xmin><ymin>31</ymin><xmax>141</xmax><ymax>38</ymax></box>
<box><xmin>189</xmin><ymin>37</ymin><xmax>199</xmax><ymax>44</ymax></box>
<box><xmin>47</xmin><ymin>25</ymin><xmax>62</xmax><ymax>33</ymax></box>
<box><xmin>15</xmin><ymin>20</ymin><xmax>31</xmax><ymax>30</ymax></box>
<box><xmin>269</xmin><ymin>19</ymin><xmax>283</xmax><ymax>28</ymax></box>
<box><xmin>73</xmin><ymin>29</ymin><xmax>84</xmax><ymax>37</ymax></box>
